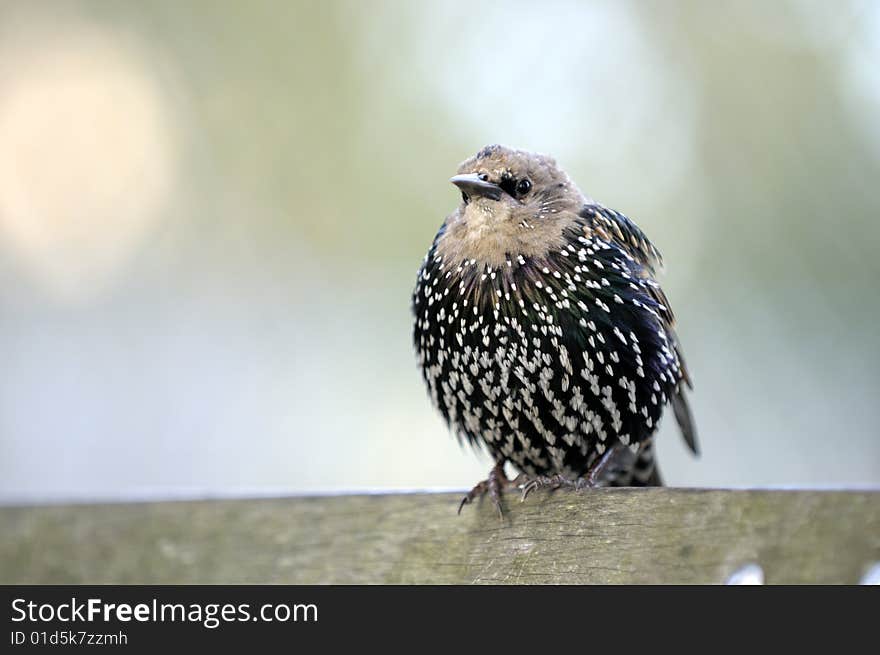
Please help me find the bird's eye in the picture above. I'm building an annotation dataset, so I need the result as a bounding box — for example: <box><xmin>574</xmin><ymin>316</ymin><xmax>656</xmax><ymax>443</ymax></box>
<box><xmin>516</xmin><ymin>178</ymin><xmax>532</xmax><ymax>196</ymax></box>
<box><xmin>478</xmin><ymin>172</ymin><xmax>490</xmax><ymax>182</ymax></box>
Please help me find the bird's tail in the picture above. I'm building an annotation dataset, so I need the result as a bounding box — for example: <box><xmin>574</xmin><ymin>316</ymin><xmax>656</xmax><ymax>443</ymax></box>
<box><xmin>607</xmin><ymin>441</ymin><xmax>663</xmax><ymax>487</ymax></box>
<box><xmin>629</xmin><ymin>441</ymin><xmax>663</xmax><ymax>487</ymax></box>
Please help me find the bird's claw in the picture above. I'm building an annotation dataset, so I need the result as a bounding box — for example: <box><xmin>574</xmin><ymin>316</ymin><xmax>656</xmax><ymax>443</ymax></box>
<box><xmin>519</xmin><ymin>446</ymin><xmax>627</xmax><ymax>501</ymax></box>
<box><xmin>458</xmin><ymin>462</ymin><xmax>517</xmax><ymax>519</ymax></box>
<box><xmin>519</xmin><ymin>474</ymin><xmax>583</xmax><ymax>501</ymax></box>
<box><xmin>458</xmin><ymin>480</ymin><xmax>489</xmax><ymax>515</ymax></box>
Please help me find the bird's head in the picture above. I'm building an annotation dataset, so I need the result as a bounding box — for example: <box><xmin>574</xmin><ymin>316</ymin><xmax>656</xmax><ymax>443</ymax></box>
<box><xmin>438</xmin><ymin>144</ymin><xmax>587</xmax><ymax>267</ymax></box>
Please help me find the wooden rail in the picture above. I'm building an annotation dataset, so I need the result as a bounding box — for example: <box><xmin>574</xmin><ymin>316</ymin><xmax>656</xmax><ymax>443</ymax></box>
<box><xmin>1</xmin><ymin>488</ymin><xmax>878</xmax><ymax>584</ymax></box>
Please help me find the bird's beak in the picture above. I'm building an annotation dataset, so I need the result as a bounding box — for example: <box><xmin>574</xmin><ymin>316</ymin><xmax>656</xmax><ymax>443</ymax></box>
<box><xmin>450</xmin><ymin>173</ymin><xmax>503</xmax><ymax>201</ymax></box>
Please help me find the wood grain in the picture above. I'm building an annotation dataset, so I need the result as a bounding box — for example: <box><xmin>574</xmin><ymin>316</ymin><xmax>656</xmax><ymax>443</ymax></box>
<box><xmin>1</xmin><ymin>488</ymin><xmax>878</xmax><ymax>584</ymax></box>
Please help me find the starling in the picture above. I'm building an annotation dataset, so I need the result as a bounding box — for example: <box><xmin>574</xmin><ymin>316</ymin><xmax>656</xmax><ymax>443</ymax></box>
<box><xmin>412</xmin><ymin>145</ymin><xmax>697</xmax><ymax>514</ymax></box>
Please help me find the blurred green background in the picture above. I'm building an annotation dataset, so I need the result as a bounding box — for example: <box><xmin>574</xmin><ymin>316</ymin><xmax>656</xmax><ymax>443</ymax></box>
<box><xmin>0</xmin><ymin>0</ymin><xmax>878</xmax><ymax>502</ymax></box>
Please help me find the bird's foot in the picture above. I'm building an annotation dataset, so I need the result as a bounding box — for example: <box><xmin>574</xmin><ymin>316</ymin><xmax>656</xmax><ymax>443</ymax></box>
<box><xmin>519</xmin><ymin>446</ymin><xmax>624</xmax><ymax>501</ymax></box>
<box><xmin>458</xmin><ymin>462</ymin><xmax>520</xmax><ymax>518</ymax></box>
<box><xmin>519</xmin><ymin>474</ymin><xmax>593</xmax><ymax>501</ymax></box>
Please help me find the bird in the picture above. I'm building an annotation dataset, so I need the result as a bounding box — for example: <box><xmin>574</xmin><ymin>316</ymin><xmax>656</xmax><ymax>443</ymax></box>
<box><xmin>412</xmin><ymin>144</ymin><xmax>697</xmax><ymax>515</ymax></box>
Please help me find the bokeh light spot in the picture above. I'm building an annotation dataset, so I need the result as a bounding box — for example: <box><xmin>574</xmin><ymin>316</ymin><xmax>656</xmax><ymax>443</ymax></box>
<box><xmin>0</xmin><ymin>19</ymin><xmax>178</xmax><ymax>301</ymax></box>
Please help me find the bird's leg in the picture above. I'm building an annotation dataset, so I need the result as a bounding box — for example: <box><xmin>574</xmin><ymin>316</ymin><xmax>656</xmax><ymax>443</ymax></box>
<box><xmin>458</xmin><ymin>461</ymin><xmax>516</xmax><ymax>517</ymax></box>
<box><xmin>520</xmin><ymin>446</ymin><xmax>627</xmax><ymax>501</ymax></box>
<box><xmin>582</xmin><ymin>445</ymin><xmax>627</xmax><ymax>487</ymax></box>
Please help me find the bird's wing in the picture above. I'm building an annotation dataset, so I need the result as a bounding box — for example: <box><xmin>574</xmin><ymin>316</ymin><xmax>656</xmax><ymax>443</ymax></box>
<box><xmin>579</xmin><ymin>204</ymin><xmax>664</xmax><ymax>275</ymax></box>
<box><xmin>643</xmin><ymin>275</ymin><xmax>699</xmax><ymax>457</ymax></box>
<box><xmin>578</xmin><ymin>204</ymin><xmax>699</xmax><ymax>456</ymax></box>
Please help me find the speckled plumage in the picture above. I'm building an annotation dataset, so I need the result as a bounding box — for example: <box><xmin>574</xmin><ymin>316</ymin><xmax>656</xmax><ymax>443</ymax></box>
<box><xmin>412</xmin><ymin>145</ymin><xmax>696</xmax><ymax>501</ymax></box>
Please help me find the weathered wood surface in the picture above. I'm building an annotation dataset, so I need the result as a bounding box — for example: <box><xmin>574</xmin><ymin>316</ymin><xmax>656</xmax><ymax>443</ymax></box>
<box><xmin>1</xmin><ymin>488</ymin><xmax>878</xmax><ymax>584</ymax></box>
